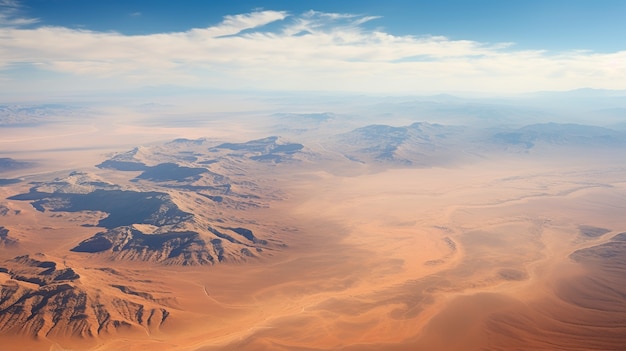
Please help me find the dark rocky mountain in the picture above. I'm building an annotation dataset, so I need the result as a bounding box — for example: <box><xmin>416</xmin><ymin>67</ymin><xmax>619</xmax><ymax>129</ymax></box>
<box><xmin>7</xmin><ymin>179</ymin><xmax>272</xmax><ymax>265</ymax></box>
<box><xmin>0</xmin><ymin>158</ymin><xmax>34</xmax><ymax>172</ymax></box>
<box><xmin>211</xmin><ymin>136</ymin><xmax>304</xmax><ymax>163</ymax></box>
<box><xmin>330</xmin><ymin>122</ymin><xmax>466</xmax><ymax>166</ymax></box>
<box><xmin>71</xmin><ymin>225</ymin><xmax>269</xmax><ymax>265</ymax></box>
<box><xmin>10</xmin><ymin>188</ymin><xmax>192</xmax><ymax>229</ymax></box>
<box><xmin>0</xmin><ymin>254</ymin><xmax>170</xmax><ymax>339</ymax></box>
<box><xmin>8</xmin><ymin>140</ymin><xmax>281</xmax><ymax>268</ymax></box>
<box><xmin>330</xmin><ymin>121</ymin><xmax>626</xmax><ymax>164</ymax></box>
<box><xmin>71</xmin><ymin>227</ymin><xmax>215</xmax><ymax>266</ymax></box>
<box><xmin>2</xmin><ymin>255</ymin><xmax>80</xmax><ymax>285</ymax></box>
<box><xmin>135</xmin><ymin>163</ymin><xmax>209</xmax><ymax>182</ymax></box>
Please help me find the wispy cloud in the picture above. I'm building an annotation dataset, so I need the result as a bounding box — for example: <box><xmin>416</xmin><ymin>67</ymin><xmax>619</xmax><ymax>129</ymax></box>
<box><xmin>192</xmin><ymin>10</ymin><xmax>287</xmax><ymax>37</ymax></box>
<box><xmin>0</xmin><ymin>8</ymin><xmax>624</xmax><ymax>95</ymax></box>
<box><xmin>0</xmin><ymin>0</ymin><xmax>38</xmax><ymax>27</ymax></box>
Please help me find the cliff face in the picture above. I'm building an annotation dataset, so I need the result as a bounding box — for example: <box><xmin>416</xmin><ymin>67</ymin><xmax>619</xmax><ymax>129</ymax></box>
<box><xmin>70</xmin><ymin>225</ymin><xmax>269</xmax><ymax>265</ymax></box>
<box><xmin>71</xmin><ymin>227</ymin><xmax>215</xmax><ymax>266</ymax></box>
<box><xmin>0</xmin><ymin>255</ymin><xmax>170</xmax><ymax>339</ymax></box>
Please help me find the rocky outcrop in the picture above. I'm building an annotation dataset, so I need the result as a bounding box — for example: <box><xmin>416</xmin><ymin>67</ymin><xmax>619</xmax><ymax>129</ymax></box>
<box><xmin>211</xmin><ymin>136</ymin><xmax>304</xmax><ymax>163</ymax></box>
<box><xmin>0</xmin><ymin>226</ymin><xmax>17</xmax><ymax>246</ymax></box>
<box><xmin>9</xmin><ymin>189</ymin><xmax>193</xmax><ymax>229</ymax></box>
<box><xmin>578</xmin><ymin>225</ymin><xmax>611</xmax><ymax>238</ymax></box>
<box><xmin>135</xmin><ymin>163</ymin><xmax>208</xmax><ymax>182</ymax></box>
<box><xmin>0</xmin><ymin>255</ymin><xmax>170</xmax><ymax>338</ymax></box>
<box><xmin>71</xmin><ymin>227</ymin><xmax>215</xmax><ymax>266</ymax></box>
<box><xmin>330</xmin><ymin>122</ymin><xmax>464</xmax><ymax>166</ymax></box>
<box><xmin>7</xmin><ymin>137</ymin><xmax>284</xmax><ymax>270</ymax></box>
<box><xmin>70</xmin><ymin>225</ymin><xmax>269</xmax><ymax>265</ymax></box>
<box><xmin>2</xmin><ymin>255</ymin><xmax>80</xmax><ymax>285</ymax></box>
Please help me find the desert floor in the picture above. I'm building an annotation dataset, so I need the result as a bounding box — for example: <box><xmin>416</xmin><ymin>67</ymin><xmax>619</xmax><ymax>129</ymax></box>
<box><xmin>1</xmin><ymin>124</ymin><xmax>626</xmax><ymax>351</ymax></box>
<box><xmin>179</xmin><ymin>158</ymin><xmax>626</xmax><ymax>351</ymax></box>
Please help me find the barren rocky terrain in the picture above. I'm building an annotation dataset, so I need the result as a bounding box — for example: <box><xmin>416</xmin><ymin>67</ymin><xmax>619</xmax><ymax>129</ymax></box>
<box><xmin>1</xmin><ymin>118</ymin><xmax>625</xmax><ymax>350</ymax></box>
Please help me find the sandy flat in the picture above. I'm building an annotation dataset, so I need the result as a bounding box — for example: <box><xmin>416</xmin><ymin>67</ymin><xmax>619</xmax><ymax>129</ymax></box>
<box><xmin>1</xmin><ymin>128</ymin><xmax>626</xmax><ymax>350</ymax></box>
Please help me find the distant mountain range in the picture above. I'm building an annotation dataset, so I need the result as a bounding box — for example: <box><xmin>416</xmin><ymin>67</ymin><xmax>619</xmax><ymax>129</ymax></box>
<box><xmin>493</xmin><ymin>123</ymin><xmax>625</xmax><ymax>149</ymax></box>
<box><xmin>325</xmin><ymin>121</ymin><xmax>626</xmax><ymax>166</ymax></box>
<box><xmin>0</xmin><ymin>104</ymin><xmax>82</xmax><ymax>126</ymax></box>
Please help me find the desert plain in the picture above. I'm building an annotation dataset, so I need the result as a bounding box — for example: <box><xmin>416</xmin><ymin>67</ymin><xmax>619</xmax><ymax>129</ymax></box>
<box><xmin>1</xmin><ymin>114</ymin><xmax>626</xmax><ymax>351</ymax></box>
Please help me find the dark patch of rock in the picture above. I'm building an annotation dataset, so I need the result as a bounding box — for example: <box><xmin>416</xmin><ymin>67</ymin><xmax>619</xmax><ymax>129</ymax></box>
<box><xmin>9</xmin><ymin>189</ymin><xmax>192</xmax><ymax>229</ymax></box>
<box><xmin>579</xmin><ymin>225</ymin><xmax>611</xmax><ymax>238</ymax></box>
<box><xmin>135</xmin><ymin>163</ymin><xmax>208</xmax><ymax>182</ymax></box>
<box><xmin>96</xmin><ymin>160</ymin><xmax>148</xmax><ymax>171</ymax></box>
<box><xmin>71</xmin><ymin>227</ymin><xmax>214</xmax><ymax>266</ymax></box>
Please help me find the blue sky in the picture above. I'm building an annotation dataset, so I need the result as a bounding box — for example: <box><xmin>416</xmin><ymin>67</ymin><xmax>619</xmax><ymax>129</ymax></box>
<box><xmin>18</xmin><ymin>0</ymin><xmax>626</xmax><ymax>52</ymax></box>
<box><xmin>1</xmin><ymin>0</ymin><xmax>625</xmax><ymax>98</ymax></box>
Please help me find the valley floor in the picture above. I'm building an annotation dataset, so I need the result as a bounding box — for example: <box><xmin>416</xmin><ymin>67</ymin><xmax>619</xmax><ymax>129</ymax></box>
<box><xmin>1</xmin><ymin>132</ymin><xmax>625</xmax><ymax>351</ymax></box>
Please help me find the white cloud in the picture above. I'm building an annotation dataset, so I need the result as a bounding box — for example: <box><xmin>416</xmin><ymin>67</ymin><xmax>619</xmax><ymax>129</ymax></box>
<box><xmin>190</xmin><ymin>10</ymin><xmax>287</xmax><ymax>38</ymax></box>
<box><xmin>0</xmin><ymin>0</ymin><xmax>38</xmax><ymax>27</ymax></box>
<box><xmin>0</xmin><ymin>8</ymin><xmax>624</xmax><ymax>95</ymax></box>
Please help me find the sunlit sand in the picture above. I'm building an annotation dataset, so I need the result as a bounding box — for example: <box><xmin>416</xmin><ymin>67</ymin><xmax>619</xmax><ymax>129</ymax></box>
<box><xmin>1</xmin><ymin>122</ymin><xmax>625</xmax><ymax>351</ymax></box>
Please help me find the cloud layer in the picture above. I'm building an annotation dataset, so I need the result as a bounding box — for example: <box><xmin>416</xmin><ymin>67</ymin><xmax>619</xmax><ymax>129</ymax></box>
<box><xmin>1</xmin><ymin>7</ymin><xmax>625</xmax><ymax>96</ymax></box>
<box><xmin>0</xmin><ymin>0</ymin><xmax>38</xmax><ymax>26</ymax></box>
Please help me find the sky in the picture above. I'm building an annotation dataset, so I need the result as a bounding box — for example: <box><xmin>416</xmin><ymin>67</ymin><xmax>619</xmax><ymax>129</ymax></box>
<box><xmin>1</xmin><ymin>0</ymin><xmax>625</xmax><ymax>99</ymax></box>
